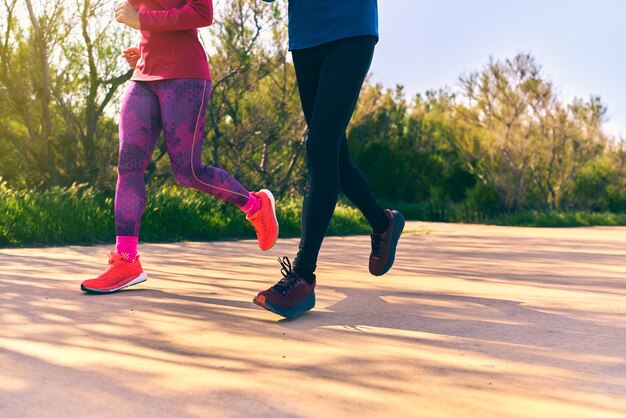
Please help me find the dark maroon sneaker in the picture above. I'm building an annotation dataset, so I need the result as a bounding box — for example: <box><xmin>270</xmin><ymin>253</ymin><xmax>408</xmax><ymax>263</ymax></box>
<box><xmin>253</xmin><ymin>257</ymin><xmax>316</xmax><ymax>319</ymax></box>
<box><xmin>369</xmin><ymin>209</ymin><xmax>405</xmax><ymax>276</ymax></box>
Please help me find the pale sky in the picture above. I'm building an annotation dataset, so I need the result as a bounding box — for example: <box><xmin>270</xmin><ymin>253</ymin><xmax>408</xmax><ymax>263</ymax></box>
<box><xmin>370</xmin><ymin>0</ymin><xmax>626</xmax><ymax>139</ymax></box>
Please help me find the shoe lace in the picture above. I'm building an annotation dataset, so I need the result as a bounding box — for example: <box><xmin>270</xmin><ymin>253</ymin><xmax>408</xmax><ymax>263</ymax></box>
<box><xmin>371</xmin><ymin>233</ymin><xmax>383</xmax><ymax>258</ymax></box>
<box><xmin>101</xmin><ymin>254</ymin><xmax>116</xmax><ymax>272</ymax></box>
<box><xmin>95</xmin><ymin>254</ymin><xmax>120</xmax><ymax>279</ymax></box>
<box><xmin>251</xmin><ymin>212</ymin><xmax>267</xmax><ymax>235</ymax></box>
<box><xmin>273</xmin><ymin>256</ymin><xmax>300</xmax><ymax>295</ymax></box>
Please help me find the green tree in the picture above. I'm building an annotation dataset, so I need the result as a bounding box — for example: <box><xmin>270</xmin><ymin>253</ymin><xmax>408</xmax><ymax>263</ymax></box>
<box><xmin>349</xmin><ymin>85</ymin><xmax>477</xmax><ymax>206</ymax></box>
<box><xmin>459</xmin><ymin>54</ymin><xmax>606</xmax><ymax>210</ymax></box>
<box><xmin>0</xmin><ymin>0</ymin><xmax>133</xmax><ymax>189</ymax></box>
<box><xmin>146</xmin><ymin>0</ymin><xmax>307</xmax><ymax>197</ymax></box>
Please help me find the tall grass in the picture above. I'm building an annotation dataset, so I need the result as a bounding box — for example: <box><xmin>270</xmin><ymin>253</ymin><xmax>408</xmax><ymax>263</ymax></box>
<box><xmin>3</xmin><ymin>183</ymin><xmax>626</xmax><ymax>249</ymax></box>
<box><xmin>0</xmin><ymin>182</ymin><xmax>369</xmax><ymax>248</ymax></box>
<box><xmin>0</xmin><ymin>183</ymin><xmax>113</xmax><ymax>247</ymax></box>
<box><xmin>380</xmin><ymin>200</ymin><xmax>626</xmax><ymax>227</ymax></box>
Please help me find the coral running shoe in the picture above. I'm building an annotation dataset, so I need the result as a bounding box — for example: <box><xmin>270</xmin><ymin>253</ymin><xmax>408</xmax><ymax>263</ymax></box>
<box><xmin>81</xmin><ymin>252</ymin><xmax>147</xmax><ymax>293</ymax></box>
<box><xmin>253</xmin><ymin>257</ymin><xmax>315</xmax><ymax>319</ymax></box>
<box><xmin>247</xmin><ymin>189</ymin><xmax>279</xmax><ymax>251</ymax></box>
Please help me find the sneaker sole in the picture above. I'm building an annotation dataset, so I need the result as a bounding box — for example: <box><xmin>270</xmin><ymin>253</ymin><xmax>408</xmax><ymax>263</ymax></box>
<box><xmin>372</xmin><ymin>211</ymin><xmax>405</xmax><ymax>277</ymax></box>
<box><xmin>258</xmin><ymin>188</ymin><xmax>279</xmax><ymax>251</ymax></box>
<box><xmin>253</xmin><ymin>292</ymin><xmax>315</xmax><ymax>319</ymax></box>
<box><xmin>80</xmin><ymin>273</ymin><xmax>148</xmax><ymax>294</ymax></box>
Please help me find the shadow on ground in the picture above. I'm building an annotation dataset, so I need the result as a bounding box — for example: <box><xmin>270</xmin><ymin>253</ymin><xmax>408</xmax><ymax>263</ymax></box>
<box><xmin>1</xmin><ymin>223</ymin><xmax>625</xmax><ymax>417</ymax></box>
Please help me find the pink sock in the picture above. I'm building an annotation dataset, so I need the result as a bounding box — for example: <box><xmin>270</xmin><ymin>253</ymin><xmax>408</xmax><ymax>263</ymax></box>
<box><xmin>116</xmin><ymin>236</ymin><xmax>138</xmax><ymax>263</ymax></box>
<box><xmin>240</xmin><ymin>192</ymin><xmax>261</xmax><ymax>216</ymax></box>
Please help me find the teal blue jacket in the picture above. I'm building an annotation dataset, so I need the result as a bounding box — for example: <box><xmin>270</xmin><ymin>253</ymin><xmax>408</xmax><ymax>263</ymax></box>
<box><xmin>263</xmin><ymin>0</ymin><xmax>378</xmax><ymax>50</ymax></box>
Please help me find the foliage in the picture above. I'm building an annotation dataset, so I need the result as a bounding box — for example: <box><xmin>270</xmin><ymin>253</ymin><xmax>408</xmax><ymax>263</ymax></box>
<box><xmin>0</xmin><ymin>181</ymin><xmax>368</xmax><ymax>248</ymax></box>
<box><xmin>1</xmin><ymin>0</ymin><xmax>625</xmax><ymax>247</ymax></box>
<box><xmin>0</xmin><ymin>0</ymin><xmax>134</xmax><ymax>189</ymax></box>
<box><xmin>349</xmin><ymin>55</ymin><xmax>624</xmax><ymax>214</ymax></box>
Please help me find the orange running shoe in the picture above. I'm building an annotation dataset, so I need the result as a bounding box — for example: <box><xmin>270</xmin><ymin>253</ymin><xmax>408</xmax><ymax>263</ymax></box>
<box><xmin>247</xmin><ymin>189</ymin><xmax>279</xmax><ymax>251</ymax></box>
<box><xmin>80</xmin><ymin>252</ymin><xmax>147</xmax><ymax>293</ymax></box>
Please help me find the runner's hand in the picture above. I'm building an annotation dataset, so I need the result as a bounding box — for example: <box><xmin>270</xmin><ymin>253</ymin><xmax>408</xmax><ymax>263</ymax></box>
<box><xmin>122</xmin><ymin>47</ymin><xmax>140</xmax><ymax>69</ymax></box>
<box><xmin>115</xmin><ymin>2</ymin><xmax>140</xmax><ymax>30</ymax></box>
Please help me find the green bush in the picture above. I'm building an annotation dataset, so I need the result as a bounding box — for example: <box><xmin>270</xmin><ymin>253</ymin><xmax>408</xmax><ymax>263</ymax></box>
<box><xmin>0</xmin><ymin>182</ymin><xmax>113</xmax><ymax>247</ymax></box>
<box><xmin>0</xmin><ymin>182</ymin><xmax>369</xmax><ymax>248</ymax></box>
<box><xmin>3</xmin><ymin>181</ymin><xmax>626</xmax><ymax>249</ymax></box>
<box><xmin>489</xmin><ymin>211</ymin><xmax>626</xmax><ymax>227</ymax></box>
<box><xmin>378</xmin><ymin>198</ymin><xmax>626</xmax><ymax>227</ymax></box>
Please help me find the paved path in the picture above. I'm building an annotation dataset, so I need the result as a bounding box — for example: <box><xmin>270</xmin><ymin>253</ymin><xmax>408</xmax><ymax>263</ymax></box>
<box><xmin>1</xmin><ymin>222</ymin><xmax>625</xmax><ymax>418</ymax></box>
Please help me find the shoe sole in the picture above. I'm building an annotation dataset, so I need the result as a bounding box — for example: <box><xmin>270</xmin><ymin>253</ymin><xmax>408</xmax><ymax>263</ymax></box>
<box><xmin>80</xmin><ymin>273</ymin><xmax>148</xmax><ymax>294</ymax></box>
<box><xmin>372</xmin><ymin>211</ymin><xmax>405</xmax><ymax>277</ymax></box>
<box><xmin>253</xmin><ymin>292</ymin><xmax>315</xmax><ymax>319</ymax></box>
<box><xmin>258</xmin><ymin>188</ymin><xmax>279</xmax><ymax>251</ymax></box>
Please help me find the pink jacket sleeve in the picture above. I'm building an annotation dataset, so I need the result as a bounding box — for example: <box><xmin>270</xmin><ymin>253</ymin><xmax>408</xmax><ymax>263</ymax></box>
<box><xmin>139</xmin><ymin>0</ymin><xmax>213</xmax><ymax>31</ymax></box>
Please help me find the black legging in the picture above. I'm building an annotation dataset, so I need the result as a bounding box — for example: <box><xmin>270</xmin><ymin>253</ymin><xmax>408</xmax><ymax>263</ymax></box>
<box><xmin>292</xmin><ymin>35</ymin><xmax>387</xmax><ymax>279</ymax></box>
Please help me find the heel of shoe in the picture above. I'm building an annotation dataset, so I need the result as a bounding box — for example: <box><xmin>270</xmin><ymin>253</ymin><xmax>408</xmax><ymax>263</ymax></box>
<box><xmin>258</xmin><ymin>189</ymin><xmax>279</xmax><ymax>250</ymax></box>
<box><xmin>126</xmin><ymin>272</ymin><xmax>148</xmax><ymax>288</ymax></box>
<box><xmin>257</xmin><ymin>292</ymin><xmax>315</xmax><ymax>319</ymax></box>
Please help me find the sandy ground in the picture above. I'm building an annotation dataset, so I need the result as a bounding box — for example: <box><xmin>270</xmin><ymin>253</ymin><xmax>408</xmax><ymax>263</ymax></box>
<box><xmin>1</xmin><ymin>222</ymin><xmax>625</xmax><ymax>418</ymax></box>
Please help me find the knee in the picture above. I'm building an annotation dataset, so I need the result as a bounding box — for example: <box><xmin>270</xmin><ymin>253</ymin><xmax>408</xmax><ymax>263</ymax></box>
<box><xmin>173</xmin><ymin>173</ymin><xmax>195</xmax><ymax>189</ymax></box>
<box><xmin>306</xmin><ymin>137</ymin><xmax>337</xmax><ymax>172</ymax></box>
<box><xmin>118</xmin><ymin>143</ymin><xmax>148</xmax><ymax>177</ymax></box>
<box><xmin>338</xmin><ymin>162</ymin><xmax>354</xmax><ymax>185</ymax></box>
<box><xmin>170</xmin><ymin>156</ymin><xmax>197</xmax><ymax>189</ymax></box>
<box><xmin>339</xmin><ymin>151</ymin><xmax>361</xmax><ymax>175</ymax></box>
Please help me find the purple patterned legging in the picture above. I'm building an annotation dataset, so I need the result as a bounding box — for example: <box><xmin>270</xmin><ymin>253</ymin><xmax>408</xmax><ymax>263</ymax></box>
<box><xmin>115</xmin><ymin>79</ymin><xmax>250</xmax><ymax>237</ymax></box>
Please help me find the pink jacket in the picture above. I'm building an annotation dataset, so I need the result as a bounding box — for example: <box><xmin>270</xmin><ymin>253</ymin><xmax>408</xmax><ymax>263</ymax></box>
<box><xmin>129</xmin><ymin>0</ymin><xmax>213</xmax><ymax>81</ymax></box>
